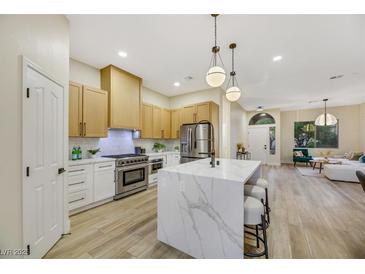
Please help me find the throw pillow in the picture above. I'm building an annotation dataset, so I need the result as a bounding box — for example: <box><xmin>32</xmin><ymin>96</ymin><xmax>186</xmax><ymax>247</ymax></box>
<box><xmin>294</xmin><ymin>151</ymin><xmax>304</xmax><ymax>157</ymax></box>
<box><xmin>359</xmin><ymin>155</ymin><xmax>365</xmax><ymax>163</ymax></box>
<box><xmin>350</xmin><ymin>152</ymin><xmax>363</xmax><ymax>161</ymax></box>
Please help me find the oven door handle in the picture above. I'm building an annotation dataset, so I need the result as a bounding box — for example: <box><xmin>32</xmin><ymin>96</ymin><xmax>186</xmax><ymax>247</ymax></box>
<box><xmin>117</xmin><ymin>163</ymin><xmax>148</xmax><ymax>171</ymax></box>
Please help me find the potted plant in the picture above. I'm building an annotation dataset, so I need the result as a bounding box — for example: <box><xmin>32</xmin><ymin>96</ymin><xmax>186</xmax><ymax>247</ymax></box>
<box><xmin>152</xmin><ymin>143</ymin><xmax>166</xmax><ymax>153</ymax></box>
<box><xmin>87</xmin><ymin>148</ymin><xmax>100</xmax><ymax>159</ymax></box>
<box><xmin>174</xmin><ymin>145</ymin><xmax>180</xmax><ymax>152</ymax></box>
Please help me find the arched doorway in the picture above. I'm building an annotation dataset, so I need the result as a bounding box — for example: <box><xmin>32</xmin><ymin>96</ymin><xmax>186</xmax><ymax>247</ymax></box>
<box><xmin>248</xmin><ymin>113</ymin><xmax>276</xmax><ymax>164</ymax></box>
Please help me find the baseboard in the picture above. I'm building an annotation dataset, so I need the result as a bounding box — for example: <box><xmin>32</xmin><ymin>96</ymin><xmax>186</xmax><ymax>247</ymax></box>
<box><xmin>69</xmin><ymin>197</ymin><xmax>114</xmax><ymax>216</ymax></box>
<box><xmin>266</xmin><ymin>162</ymin><xmax>281</xmax><ymax>166</ymax></box>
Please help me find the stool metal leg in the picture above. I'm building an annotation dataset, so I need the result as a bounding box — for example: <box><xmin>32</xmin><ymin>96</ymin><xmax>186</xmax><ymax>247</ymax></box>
<box><xmin>255</xmin><ymin>225</ymin><xmax>259</xmax><ymax>248</ymax></box>
<box><xmin>261</xmin><ymin>214</ymin><xmax>268</xmax><ymax>259</ymax></box>
<box><xmin>244</xmin><ymin>215</ymin><xmax>269</xmax><ymax>259</ymax></box>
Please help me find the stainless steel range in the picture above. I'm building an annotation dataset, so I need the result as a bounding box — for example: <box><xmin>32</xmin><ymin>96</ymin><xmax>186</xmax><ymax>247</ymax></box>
<box><xmin>102</xmin><ymin>154</ymin><xmax>149</xmax><ymax>200</ymax></box>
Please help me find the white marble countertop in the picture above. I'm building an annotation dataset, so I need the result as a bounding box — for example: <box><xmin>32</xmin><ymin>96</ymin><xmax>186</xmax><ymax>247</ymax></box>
<box><xmin>68</xmin><ymin>157</ymin><xmax>116</xmax><ymax>166</ymax></box>
<box><xmin>161</xmin><ymin>158</ymin><xmax>261</xmax><ymax>183</ymax></box>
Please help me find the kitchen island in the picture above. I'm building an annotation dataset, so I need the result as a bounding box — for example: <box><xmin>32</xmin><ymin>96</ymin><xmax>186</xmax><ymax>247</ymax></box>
<box><xmin>157</xmin><ymin>158</ymin><xmax>261</xmax><ymax>259</ymax></box>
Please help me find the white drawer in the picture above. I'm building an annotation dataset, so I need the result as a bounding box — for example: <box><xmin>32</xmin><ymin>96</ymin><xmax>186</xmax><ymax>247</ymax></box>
<box><xmin>68</xmin><ymin>175</ymin><xmax>88</xmax><ymax>193</ymax></box>
<box><xmin>94</xmin><ymin>162</ymin><xmax>115</xmax><ymax>172</ymax></box>
<box><xmin>68</xmin><ymin>189</ymin><xmax>91</xmax><ymax>210</ymax></box>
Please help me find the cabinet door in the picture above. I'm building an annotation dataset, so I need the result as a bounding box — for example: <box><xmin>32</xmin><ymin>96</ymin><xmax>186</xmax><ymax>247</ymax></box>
<box><xmin>69</xmin><ymin>82</ymin><xmax>83</xmax><ymax>137</ymax></box>
<box><xmin>153</xmin><ymin>106</ymin><xmax>162</xmax><ymax>138</ymax></box>
<box><xmin>181</xmin><ymin>105</ymin><xmax>196</xmax><ymax>124</ymax></box>
<box><xmin>161</xmin><ymin>109</ymin><xmax>171</xmax><ymax>139</ymax></box>
<box><xmin>141</xmin><ymin>104</ymin><xmax>153</xmax><ymax>138</ymax></box>
<box><xmin>171</xmin><ymin>109</ymin><xmax>181</xmax><ymax>139</ymax></box>
<box><xmin>110</xmin><ymin>66</ymin><xmax>141</xmax><ymax>129</ymax></box>
<box><xmin>94</xmin><ymin>162</ymin><xmax>115</xmax><ymax>202</ymax></box>
<box><xmin>82</xmin><ymin>86</ymin><xmax>108</xmax><ymax>137</ymax></box>
<box><xmin>196</xmin><ymin>102</ymin><xmax>211</xmax><ymax>122</ymax></box>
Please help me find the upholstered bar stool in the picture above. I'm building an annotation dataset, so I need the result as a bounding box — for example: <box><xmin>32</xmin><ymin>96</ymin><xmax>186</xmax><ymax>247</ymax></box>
<box><xmin>244</xmin><ymin>184</ymin><xmax>270</xmax><ymax>225</ymax></box>
<box><xmin>244</xmin><ymin>196</ymin><xmax>268</xmax><ymax>259</ymax></box>
<box><xmin>247</xmin><ymin>178</ymin><xmax>270</xmax><ymax>223</ymax></box>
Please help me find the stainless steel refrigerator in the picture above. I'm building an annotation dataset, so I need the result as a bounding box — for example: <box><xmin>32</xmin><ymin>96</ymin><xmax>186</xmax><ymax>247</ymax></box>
<box><xmin>180</xmin><ymin>122</ymin><xmax>212</xmax><ymax>163</ymax></box>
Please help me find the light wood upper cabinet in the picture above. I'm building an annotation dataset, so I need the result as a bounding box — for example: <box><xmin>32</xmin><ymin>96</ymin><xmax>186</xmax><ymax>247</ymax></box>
<box><xmin>69</xmin><ymin>82</ymin><xmax>83</xmax><ymax>137</ymax></box>
<box><xmin>161</xmin><ymin>109</ymin><xmax>171</xmax><ymax>139</ymax></box>
<box><xmin>69</xmin><ymin>82</ymin><xmax>108</xmax><ymax>138</ymax></box>
<box><xmin>171</xmin><ymin>109</ymin><xmax>181</xmax><ymax>139</ymax></box>
<box><xmin>101</xmin><ymin>65</ymin><xmax>141</xmax><ymax>130</ymax></box>
<box><xmin>141</xmin><ymin>104</ymin><xmax>153</xmax><ymax>138</ymax></box>
<box><xmin>196</xmin><ymin>102</ymin><xmax>211</xmax><ymax>122</ymax></box>
<box><xmin>82</xmin><ymin>86</ymin><xmax>108</xmax><ymax>138</ymax></box>
<box><xmin>181</xmin><ymin>105</ymin><xmax>196</xmax><ymax>124</ymax></box>
<box><xmin>152</xmin><ymin>106</ymin><xmax>162</xmax><ymax>138</ymax></box>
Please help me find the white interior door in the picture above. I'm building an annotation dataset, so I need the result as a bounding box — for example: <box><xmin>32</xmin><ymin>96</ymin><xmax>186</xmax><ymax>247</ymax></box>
<box><xmin>23</xmin><ymin>61</ymin><xmax>64</xmax><ymax>258</ymax></box>
<box><xmin>248</xmin><ymin>127</ymin><xmax>269</xmax><ymax>164</ymax></box>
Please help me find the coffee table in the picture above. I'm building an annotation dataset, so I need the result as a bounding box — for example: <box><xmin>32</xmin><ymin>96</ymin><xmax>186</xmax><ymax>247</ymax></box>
<box><xmin>310</xmin><ymin>158</ymin><xmax>342</xmax><ymax>173</ymax></box>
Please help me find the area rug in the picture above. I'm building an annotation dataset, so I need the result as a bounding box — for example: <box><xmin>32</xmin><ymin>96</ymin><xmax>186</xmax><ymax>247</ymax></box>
<box><xmin>296</xmin><ymin>166</ymin><xmax>325</xmax><ymax>177</ymax></box>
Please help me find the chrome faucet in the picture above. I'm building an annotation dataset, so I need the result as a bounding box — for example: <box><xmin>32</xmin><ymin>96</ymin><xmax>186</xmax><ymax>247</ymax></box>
<box><xmin>194</xmin><ymin>120</ymin><xmax>216</xmax><ymax>168</ymax></box>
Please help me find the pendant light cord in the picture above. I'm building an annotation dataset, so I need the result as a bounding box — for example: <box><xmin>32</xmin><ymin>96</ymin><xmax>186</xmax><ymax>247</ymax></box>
<box><xmin>324</xmin><ymin>99</ymin><xmax>327</xmax><ymax>126</ymax></box>
<box><xmin>232</xmin><ymin>47</ymin><xmax>235</xmax><ymax>86</ymax></box>
<box><xmin>214</xmin><ymin>16</ymin><xmax>217</xmax><ymax>48</ymax></box>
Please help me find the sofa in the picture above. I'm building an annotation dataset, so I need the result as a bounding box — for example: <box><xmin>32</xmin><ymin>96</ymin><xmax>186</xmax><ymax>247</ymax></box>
<box><xmin>323</xmin><ymin>159</ymin><xmax>365</xmax><ymax>182</ymax></box>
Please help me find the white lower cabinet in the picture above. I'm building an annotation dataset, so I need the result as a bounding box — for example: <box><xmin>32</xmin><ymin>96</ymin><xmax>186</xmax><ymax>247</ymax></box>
<box><xmin>67</xmin><ymin>160</ymin><xmax>115</xmax><ymax>214</ymax></box>
<box><xmin>68</xmin><ymin>165</ymin><xmax>93</xmax><ymax>211</ymax></box>
<box><xmin>94</xmin><ymin>162</ymin><xmax>115</xmax><ymax>202</ymax></box>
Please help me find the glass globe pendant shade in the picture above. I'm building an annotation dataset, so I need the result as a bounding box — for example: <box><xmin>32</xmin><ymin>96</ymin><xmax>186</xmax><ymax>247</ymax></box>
<box><xmin>226</xmin><ymin>86</ymin><xmax>241</xmax><ymax>102</ymax></box>
<box><xmin>314</xmin><ymin>113</ymin><xmax>337</xmax><ymax>126</ymax></box>
<box><xmin>206</xmin><ymin>66</ymin><xmax>226</xmax><ymax>87</ymax></box>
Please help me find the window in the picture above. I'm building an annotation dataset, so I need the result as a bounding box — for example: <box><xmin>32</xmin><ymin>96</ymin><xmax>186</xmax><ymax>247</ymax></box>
<box><xmin>294</xmin><ymin>121</ymin><xmax>339</xmax><ymax>148</ymax></box>
<box><xmin>249</xmin><ymin>113</ymin><xmax>275</xmax><ymax>125</ymax></box>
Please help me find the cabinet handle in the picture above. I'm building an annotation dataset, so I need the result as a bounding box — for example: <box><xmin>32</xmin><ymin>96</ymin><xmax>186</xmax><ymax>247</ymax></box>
<box><xmin>83</xmin><ymin>122</ymin><xmax>86</xmax><ymax>136</ymax></box>
<box><xmin>69</xmin><ymin>169</ymin><xmax>85</xmax><ymax>173</ymax></box>
<box><xmin>98</xmin><ymin>164</ymin><xmax>113</xmax><ymax>169</ymax></box>
<box><xmin>161</xmin><ymin>129</ymin><xmax>164</xmax><ymax>138</ymax></box>
<box><xmin>69</xmin><ymin>181</ymin><xmax>85</xmax><ymax>186</ymax></box>
<box><xmin>69</xmin><ymin>197</ymin><xmax>85</xmax><ymax>204</ymax></box>
<box><xmin>79</xmin><ymin>122</ymin><xmax>82</xmax><ymax>136</ymax></box>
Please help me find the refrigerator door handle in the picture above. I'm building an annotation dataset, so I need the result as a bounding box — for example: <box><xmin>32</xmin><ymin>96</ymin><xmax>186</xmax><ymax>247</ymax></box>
<box><xmin>188</xmin><ymin>128</ymin><xmax>192</xmax><ymax>152</ymax></box>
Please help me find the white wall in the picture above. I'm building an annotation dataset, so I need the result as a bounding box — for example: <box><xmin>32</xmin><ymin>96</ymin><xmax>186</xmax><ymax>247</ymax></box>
<box><xmin>280</xmin><ymin>104</ymin><xmax>361</xmax><ymax>163</ymax></box>
<box><xmin>169</xmin><ymin>88</ymin><xmax>222</xmax><ymax>109</ymax></box>
<box><xmin>0</xmin><ymin>15</ymin><xmax>69</xmax><ymax>252</ymax></box>
<box><xmin>230</xmin><ymin>103</ymin><xmax>248</xmax><ymax>158</ymax></box>
<box><xmin>69</xmin><ymin>58</ymin><xmax>100</xmax><ymax>88</ymax></box>
<box><xmin>360</xmin><ymin>103</ymin><xmax>365</xmax><ymax>152</ymax></box>
<box><xmin>142</xmin><ymin>86</ymin><xmax>170</xmax><ymax>108</ymax></box>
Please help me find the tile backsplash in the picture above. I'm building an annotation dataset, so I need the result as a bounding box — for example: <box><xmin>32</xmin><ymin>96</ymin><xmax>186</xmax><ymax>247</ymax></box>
<box><xmin>69</xmin><ymin>129</ymin><xmax>179</xmax><ymax>159</ymax></box>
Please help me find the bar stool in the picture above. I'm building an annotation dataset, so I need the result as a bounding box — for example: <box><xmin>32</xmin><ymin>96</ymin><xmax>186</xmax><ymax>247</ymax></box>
<box><xmin>247</xmin><ymin>178</ymin><xmax>270</xmax><ymax>223</ymax></box>
<box><xmin>244</xmin><ymin>196</ymin><xmax>268</xmax><ymax>259</ymax></box>
<box><xmin>244</xmin><ymin>184</ymin><xmax>270</xmax><ymax>225</ymax></box>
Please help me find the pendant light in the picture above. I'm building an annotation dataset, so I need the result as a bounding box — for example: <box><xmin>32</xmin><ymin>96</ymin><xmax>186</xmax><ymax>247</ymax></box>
<box><xmin>206</xmin><ymin>14</ymin><xmax>226</xmax><ymax>87</ymax></box>
<box><xmin>225</xmin><ymin>43</ymin><xmax>241</xmax><ymax>102</ymax></box>
<box><xmin>315</xmin><ymin>99</ymin><xmax>337</xmax><ymax>126</ymax></box>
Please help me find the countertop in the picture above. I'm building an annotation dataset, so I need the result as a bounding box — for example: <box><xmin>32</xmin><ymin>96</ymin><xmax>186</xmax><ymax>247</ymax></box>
<box><xmin>161</xmin><ymin>158</ymin><xmax>261</xmax><ymax>183</ymax></box>
<box><xmin>68</xmin><ymin>157</ymin><xmax>116</xmax><ymax>166</ymax></box>
<box><xmin>146</xmin><ymin>151</ymin><xmax>180</xmax><ymax>157</ymax></box>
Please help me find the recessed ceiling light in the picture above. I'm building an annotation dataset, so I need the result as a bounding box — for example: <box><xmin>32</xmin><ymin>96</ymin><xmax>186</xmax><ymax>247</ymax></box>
<box><xmin>174</xmin><ymin>82</ymin><xmax>180</xmax><ymax>87</ymax></box>
<box><xmin>118</xmin><ymin>51</ymin><xmax>127</xmax><ymax>58</ymax></box>
<box><xmin>273</xmin><ymin>55</ymin><xmax>282</xmax><ymax>62</ymax></box>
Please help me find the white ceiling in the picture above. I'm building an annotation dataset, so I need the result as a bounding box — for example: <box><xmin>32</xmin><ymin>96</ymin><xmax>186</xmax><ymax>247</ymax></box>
<box><xmin>67</xmin><ymin>15</ymin><xmax>365</xmax><ymax>111</ymax></box>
